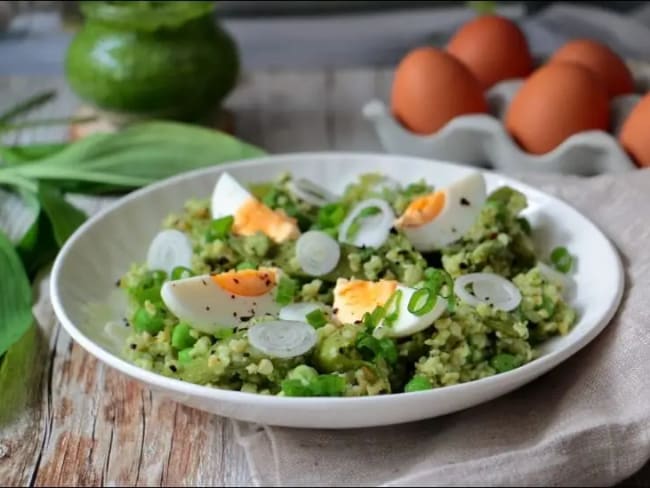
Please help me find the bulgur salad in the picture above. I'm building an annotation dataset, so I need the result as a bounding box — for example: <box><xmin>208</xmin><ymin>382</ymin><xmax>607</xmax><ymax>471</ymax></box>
<box><xmin>108</xmin><ymin>169</ymin><xmax>577</xmax><ymax>397</ymax></box>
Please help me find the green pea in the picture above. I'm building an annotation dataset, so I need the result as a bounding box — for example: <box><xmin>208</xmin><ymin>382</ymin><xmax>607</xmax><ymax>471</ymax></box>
<box><xmin>404</xmin><ymin>375</ymin><xmax>432</xmax><ymax>393</ymax></box>
<box><xmin>491</xmin><ymin>353</ymin><xmax>520</xmax><ymax>373</ymax></box>
<box><xmin>171</xmin><ymin>323</ymin><xmax>195</xmax><ymax>350</ymax></box>
<box><xmin>178</xmin><ymin>348</ymin><xmax>193</xmax><ymax>364</ymax></box>
<box><xmin>287</xmin><ymin>365</ymin><xmax>319</xmax><ymax>385</ymax></box>
<box><xmin>132</xmin><ymin>307</ymin><xmax>165</xmax><ymax>334</ymax></box>
<box><xmin>214</xmin><ymin>328</ymin><xmax>234</xmax><ymax>340</ymax></box>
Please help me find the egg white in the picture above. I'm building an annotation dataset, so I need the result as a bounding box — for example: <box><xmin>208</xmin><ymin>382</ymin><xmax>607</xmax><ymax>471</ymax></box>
<box><xmin>399</xmin><ymin>171</ymin><xmax>487</xmax><ymax>252</ymax></box>
<box><xmin>384</xmin><ymin>285</ymin><xmax>447</xmax><ymax>338</ymax></box>
<box><xmin>211</xmin><ymin>171</ymin><xmax>253</xmax><ymax>219</ymax></box>
<box><xmin>161</xmin><ymin>274</ymin><xmax>281</xmax><ymax>334</ymax></box>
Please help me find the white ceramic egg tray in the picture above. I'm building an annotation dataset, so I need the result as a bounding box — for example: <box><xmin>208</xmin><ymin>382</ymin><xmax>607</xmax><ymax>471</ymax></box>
<box><xmin>363</xmin><ymin>60</ymin><xmax>650</xmax><ymax>176</ymax></box>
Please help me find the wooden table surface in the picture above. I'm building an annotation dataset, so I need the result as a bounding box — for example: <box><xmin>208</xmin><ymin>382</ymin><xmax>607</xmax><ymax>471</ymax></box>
<box><xmin>0</xmin><ymin>69</ymin><xmax>648</xmax><ymax>487</ymax></box>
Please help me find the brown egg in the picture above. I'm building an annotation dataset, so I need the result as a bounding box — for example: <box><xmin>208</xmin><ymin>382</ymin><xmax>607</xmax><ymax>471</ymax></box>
<box><xmin>550</xmin><ymin>39</ymin><xmax>635</xmax><ymax>98</ymax></box>
<box><xmin>504</xmin><ymin>62</ymin><xmax>610</xmax><ymax>155</ymax></box>
<box><xmin>391</xmin><ymin>47</ymin><xmax>488</xmax><ymax>135</ymax></box>
<box><xmin>619</xmin><ymin>93</ymin><xmax>650</xmax><ymax>167</ymax></box>
<box><xmin>446</xmin><ymin>15</ymin><xmax>533</xmax><ymax>89</ymax></box>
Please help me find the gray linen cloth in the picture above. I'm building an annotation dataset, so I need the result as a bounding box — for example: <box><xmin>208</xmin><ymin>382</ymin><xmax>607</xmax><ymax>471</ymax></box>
<box><xmin>233</xmin><ymin>169</ymin><xmax>650</xmax><ymax>487</ymax></box>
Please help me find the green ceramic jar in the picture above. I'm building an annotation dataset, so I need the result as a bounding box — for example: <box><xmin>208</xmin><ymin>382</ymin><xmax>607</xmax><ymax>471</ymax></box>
<box><xmin>65</xmin><ymin>1</ymin><xmax>240</xmax><ymax>122</ymax></box>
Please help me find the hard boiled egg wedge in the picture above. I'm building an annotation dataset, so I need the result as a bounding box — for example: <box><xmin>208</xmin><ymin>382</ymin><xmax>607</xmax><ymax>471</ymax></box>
<box><xmin>332</xmin><ymin>278</ymin><xmax>446</xmax><ymax>338</ymax></box>
<box><xmin>161</xmin><ymin>267</ymin><xmax>282</xmax><ymax>334</ymax></box>
<box><xmin>211</xmin><ymin>172</ymin><xmax>300</xmax><ymax>243</ymax></box>
<box><xmin>395</xmin><ymin>171</ymin><xmax>487</xmax><ymax>252</ymax></box>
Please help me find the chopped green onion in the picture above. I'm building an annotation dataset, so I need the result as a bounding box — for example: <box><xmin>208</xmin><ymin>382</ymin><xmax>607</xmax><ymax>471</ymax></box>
<box><xmin>355</xmin><ymin>332</ymin><xmax>397</xmax><ymax>365</ymax></box>
<box><xmin>214</xmin><ymin>328</ymin><xmax>234</xmax><ymax>340</ymax></box>
<box><xmin>362</xmin><ymin>304</ymin><xmax>386</xmax><ymax>330</ymax></box>
<box><xmin>541</xmin><ymin>294</ymin><xmax>556</xmax><ymax>316</ymax></box>
<box><xmin>130</xmin><ymin>271</ymin><xmax>166</xmax><ymax>305</ymax></box>
<box><xmin>404</xmin><ymin>375</ymin><xmax>432</xmax><ymax>392</ymax></box>
<box><xmin>305</xmin><ymin>309</ymin><xmax>327</xmax><ymax>329</ymax></box>
<box><xmin>275</xmin><ymin>276</ymin><xmax>298</xmax><ymax>305</ymax></box>
<box><xmin>316</xmin><ymin>203</ymin><xmax>347</xmax><ymax>230</ymax></box>
<box><xmin>150</xmin><ymin>270</ymin><xmax>168</xmax><ymax>283</ymax></box>
<box><xmin>378</xmin><ymin>338</ymin><xmax>398</xmax><ymax>365</ymax></box>
<box><xmin>407</xmin><ymin>288</ymin><xmax>435</xmax><ymax>316</ymax></box>
<box><xmin>517</xmin><ymin>217</ymin><xmax>532</xmax><ymax>235</ymax></box>
<box><xmin>403</xmin><ymin>181</ymin><xmax>432</xmax><ymax>199</ymax></box>
<box><xmin>383</xmin><ymin>289</ymin><xmax>403</xmax><ymax>326</ymax></box>
<box><xmin>133</xmin><ymin>307</ymin><xmax>164</xmax><ymax>334</ymax></box>
<box><xmin>281</xmin><ymin>379</ymin><xmax>313</xmax><ymax>396</ymax></box>
<box><xmin>345</xmin><ymin>206</ymin><xmax>381</xmax><ymax>240</ymax></box>
<box><xmin>206</xmin><ymin>215</ymin><xmax>234</xmax><ymax>241</ymax></box>
<box><xmin>236</xmin><ymin>261</ymin><xmax>256</xmax><ymax>270</ymax></box>
<box><xmin>178</xmin><ymin>348</ymin><xmax>193</xmax><ymax>364</ymax></box>
<box><xmin>171</xmin><ymin>266</ymin><xmax>193</xmax><ymax>280</ymax></box>
<box><xmin>491</xmin><ymin>353</ymin><xmax>520</xmax><ymax>373</ymax></box>
<box><xmin>356</xmin><ymin>334</ymin><xmax>381</xmax><ymax>361</ymax></box>
<box><xmin>261</xmin><ymin>187</ymin><xmax>281</xmax><ymax>207</ymax></box>
<box><xmin>423</xmin><ymin>267</ymin><xmax>455</xmax><ymax>312</ymax></box>
<box><xmin>281</xmin><ymin>374</ymin><xmax>346</xmax><ymax>397</ymax></box>
<box><xmin>171</xmin><ymin>323</ymin><xmax>195</xmax><ymax>349</ymax></box>
<box><xmin>550</xmin><ymin>246</ymin><xmax>573</xmax><ymax>274</ymax></box>
<box><xmin>309</xmin><ymin>374</ymin><xmax>346</xmax><ymax>396</ymax></box>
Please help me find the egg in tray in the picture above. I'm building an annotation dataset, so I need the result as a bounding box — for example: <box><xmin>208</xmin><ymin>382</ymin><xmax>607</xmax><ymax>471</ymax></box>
<box><xmin>363</xmin><ymin>14</ymin><xmax>650</xmax><ymax>175</ymax></box>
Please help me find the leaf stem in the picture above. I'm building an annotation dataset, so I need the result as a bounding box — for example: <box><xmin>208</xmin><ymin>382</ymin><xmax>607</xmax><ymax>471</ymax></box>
<box><xmin>5</xmin><ymin>164</ymin><xmax>148</xmax><ymax>187</ymax></box>
<box><xmin>0</xmin><ymin>90</ymin><xmax>57</xmax><ymax>123</ymax></box>
<box><xmin>0</xmin><ymin>115</ymin><xmax>98</xmax><ymax>133</ymax></box>
<box><xmin>0</xmin><ymin>173</ymin><xmax>38</xmax><ymax>193</ymax></box>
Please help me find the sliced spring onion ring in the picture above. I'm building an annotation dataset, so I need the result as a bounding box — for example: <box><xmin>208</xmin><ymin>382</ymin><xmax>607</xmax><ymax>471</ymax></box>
<box><xmin>278</xmin><ymin>302</ymin><xmax>324</xmax><ymax>323</ymax></box>
<box><xmin>296</xmin><ymin>230</ymin><xmax>341</xmax><ymax>276</ymax></box>
<box><xmin>338</xmin><ymin>198</ymin><xmax>395</xmax><ymax>248</ymax></box>
<box><xmin>383</xmin><ymin>289</ymin><xmax>403</xmax><ymax>326</ymax></box>
<box><xmin>407</xmin><ymin>288</ymin><xmax>435</xmax><ymax>316</ymax></box>
<box><xmin>146</xmin><ymin>229</ymin><xmax>193</xmax><ymax>276</ymax></box>
<box><xmin>289</xmin><ymin>178</ymin><xmax>339</xmax><ymax>207</ymax></box>
<box><xmin>248</xmin><ymin>320</ymin><xmax>318</xmax><ymax>358</ymax></box>
<box><xmin>453</xmin><ymin>272</ymin><xmax>522</xmax><ymax>311</ymax></box>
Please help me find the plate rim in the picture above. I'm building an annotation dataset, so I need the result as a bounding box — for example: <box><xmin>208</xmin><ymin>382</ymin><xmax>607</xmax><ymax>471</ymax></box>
<box><xmin>49</xmin><ymin>151</ymin><xmax>626</xmax><ymax>418</ymax></box>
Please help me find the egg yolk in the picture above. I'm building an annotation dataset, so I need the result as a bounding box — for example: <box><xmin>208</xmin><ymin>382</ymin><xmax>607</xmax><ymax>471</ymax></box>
<box><xmin>233</xmin><ymin>198</ymin><xmax>300</xmax><ymax>243</ymax></box>
<box><xmin>333</xmin><ymin>279</ymin><xmax>398</xmax><ymax>324</ymax></box>
<box><xmin>397</xmin><ymin>191</ymin><xmax>446</xmax><ymax>227</ymax></box>
<box><xmin>211</xmin><ymin>268</ymin><xmax>277</xmax><ymax>297</ymax></box>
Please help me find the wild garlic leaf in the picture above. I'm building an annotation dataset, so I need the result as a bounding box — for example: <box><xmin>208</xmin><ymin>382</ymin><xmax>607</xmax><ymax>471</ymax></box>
<box><xmin>0</xmin><ymin>229</ymin><xmax>32</xmax><ymax>357</ymax></box>
<box><xmin>0</xmin><ymin>90</ymin><xmax>56</xmax><ymax>124</ymax></box>
<box><xmin>38</xmin><ymin>183</ymin><xmax>87</xmax><ymax>247</ymax></box>
<box><xmin>0</xmin><ymin>142</ymin><xmax>68</xmax><ymax>165</ymax></box>
<box><xmin>4</xmin><ymin>121</ymin><xmax>266</xmax><ymax>187</ymax></box>
<box><xmin>0</xmin><ymin>187</ymin><xmax>39</xmax><ymax>244</ymax></box>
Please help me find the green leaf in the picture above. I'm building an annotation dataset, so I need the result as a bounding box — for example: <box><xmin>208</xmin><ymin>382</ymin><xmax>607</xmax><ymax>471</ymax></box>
<box><xmin>16</xmin><ymin>206</ymin><xmax>59</xmax><ymax>280</ymax></box>
<box><xmin>0</xmin><ymin>229</ymin><xmax>33</xmax><ymax>358</ymax></box>
<box><xmin>37</xmin><ymin>183</ymin><xmax>87</xmax><ymax>247</ymax></box>
<box><xmin>2</xmin><ymin>121</ymin><xmax>266</xmax><ymax>188</ymax></box>
<box><xmin>0</xmin><ymin>90</ymin><xmax>56</xmax><ymax>124</ymax></box>
<box><xmin>0</xmin><ymin>324</ymin><xmax>40</xmax><ymax>426</ymax></box>
<box><xmin>0</xmin><ymin>187</ymin><xmax>39</xmax><ymax>244</ymax></box>
<box><xmin>0</xmin><ymin>142</ymin><xmax>68</xmax><ymax>165</ymax></box>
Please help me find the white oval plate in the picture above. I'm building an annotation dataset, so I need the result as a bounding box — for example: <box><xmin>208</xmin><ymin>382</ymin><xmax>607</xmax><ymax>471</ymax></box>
<box><xmin>50</xmin><ymin>152</ymin><xmax>624</xmax><ymax>429</ymax></box>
